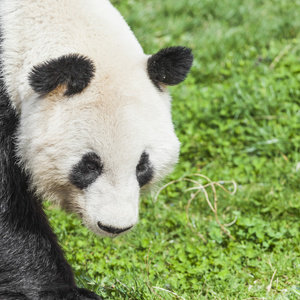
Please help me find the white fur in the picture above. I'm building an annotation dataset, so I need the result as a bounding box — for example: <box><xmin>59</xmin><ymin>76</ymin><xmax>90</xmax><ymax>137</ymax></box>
<box><xmin>0</xmin><ymin>0</ymin><xmax>180</xmax><ymax>236</ymax></box>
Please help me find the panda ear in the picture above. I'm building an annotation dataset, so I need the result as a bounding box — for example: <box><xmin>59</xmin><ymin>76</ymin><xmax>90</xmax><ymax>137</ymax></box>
<box><xmin>147</xmin><ymin>46</ymin><xmax>193</xmax><ymax>90</ymax></box>
<box><xmin>29</xmin><ymin>54</ymin><xmax>95</xmax><ymax>97</ymax></box>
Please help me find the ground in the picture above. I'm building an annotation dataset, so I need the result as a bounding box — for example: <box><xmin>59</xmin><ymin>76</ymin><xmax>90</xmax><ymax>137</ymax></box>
<box><xmin>45</xmin><ymin>0</ymin><xmax>300</xmax><ymax>298</ymax></box>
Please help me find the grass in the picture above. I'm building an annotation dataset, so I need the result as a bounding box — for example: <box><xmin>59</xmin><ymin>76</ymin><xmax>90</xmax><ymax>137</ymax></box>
<box><xmin>45</xmin><ymin>0</ymin><xmax>300</xmax><ymax>298</ymax></box>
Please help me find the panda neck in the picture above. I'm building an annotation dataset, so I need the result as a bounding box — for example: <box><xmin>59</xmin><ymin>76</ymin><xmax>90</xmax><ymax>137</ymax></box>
<box><xmin>0</xmin><ymin>75</ymin><xmax>76</xmax><ymax>294</ymax></box>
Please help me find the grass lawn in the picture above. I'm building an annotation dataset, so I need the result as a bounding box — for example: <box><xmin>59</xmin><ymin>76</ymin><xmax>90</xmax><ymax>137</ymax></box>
<box><xmin>45</xmin><ymin>0</ymin><xmax>300</xmax><ymax>298</ymax></box>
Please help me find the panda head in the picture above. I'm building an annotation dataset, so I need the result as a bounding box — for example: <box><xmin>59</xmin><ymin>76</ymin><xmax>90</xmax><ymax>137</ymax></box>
<box><xmin>19</xmin><ymin>47</ymin><xmax>193</xmax><ymax>237</ymax></box>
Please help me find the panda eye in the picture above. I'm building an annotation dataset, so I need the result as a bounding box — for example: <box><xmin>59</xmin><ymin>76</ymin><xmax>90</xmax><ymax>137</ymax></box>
<box><xmin>136</xmin><ymin>160</ymin><xmax>148</xmax><ymax>173</ymax></box>
<box><xmin>87</xmin><ymin>163</ymin><xmax>97</xmax><ymax>172</ymax></box>
<box><xmin>69</xmin><ymin>152</ymin><xmax>103</xmax><ymax>190</ymax></box>
<box><xmin>136</xmin><ymin>152</ymin><xmax>154</xmax><ymax>187</ymax></box>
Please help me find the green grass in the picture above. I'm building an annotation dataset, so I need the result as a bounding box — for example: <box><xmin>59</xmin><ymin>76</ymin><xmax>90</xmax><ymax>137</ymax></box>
<box><xmin>45</xmin><ymin>0</ymin><xmax>300</xmax><ymax>298</ymax></box>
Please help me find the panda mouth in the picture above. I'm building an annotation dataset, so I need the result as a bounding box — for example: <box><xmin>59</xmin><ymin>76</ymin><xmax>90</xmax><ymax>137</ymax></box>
<box><xmin>97</xmin><ymin>222</ymin><xmax>133</xmax><ymax>235</ymax></box>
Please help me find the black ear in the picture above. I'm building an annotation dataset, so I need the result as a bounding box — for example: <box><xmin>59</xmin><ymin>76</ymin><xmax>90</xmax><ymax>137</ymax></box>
<box><xmin>147</xmin><ymin>46</ymin><xmax>193</xmax><ymax>90</ymax></box>
<box><xmin>29</xmin><ymin>54</ymin><xmax>95</xmax><ymax>97</ymax></box>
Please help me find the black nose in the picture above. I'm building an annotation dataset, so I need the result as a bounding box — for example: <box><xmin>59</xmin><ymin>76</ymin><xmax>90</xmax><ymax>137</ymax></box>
<box><xmin>97</xmin><ymin>222</ymin><xmax>133</xmax><ymax>234</ymax></box>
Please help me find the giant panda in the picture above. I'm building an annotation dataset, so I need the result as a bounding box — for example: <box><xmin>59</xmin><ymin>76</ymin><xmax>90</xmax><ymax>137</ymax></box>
<box><xmin>0</xmin><ymin>0</ymin><xmax>193</xmax><ymax>299</ymax></box>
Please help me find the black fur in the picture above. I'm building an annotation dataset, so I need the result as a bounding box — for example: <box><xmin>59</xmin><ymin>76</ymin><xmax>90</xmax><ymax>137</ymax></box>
<box><xmin>0</xmin><ymin>42</ymin><xmax>102</xmax><ymax>300</ymax></box>
<box><xmin>147</xmin><ymin>46</ymin><xmax>193</xmax><ymax>90</ymax></box>
<box><xmin>69</xmin><ymin>152</ymin><xmax>103</xmax><ymax>190</ymax></box>
<box><xmin>29</xmin><ymin>54</ymin><xmax>95</xmax><ymax>97</ymax></box>
<box><xmin>136</xmin><ymin>152</ymin><xmax>153</xmax><ymax>187</ymax></box>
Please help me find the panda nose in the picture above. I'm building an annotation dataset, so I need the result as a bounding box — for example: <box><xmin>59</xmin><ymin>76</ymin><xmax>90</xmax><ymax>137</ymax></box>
<box><xmin>97</xmin><ymin>222</ymin><xmax>133</xmax><ymax>234</ymax></box>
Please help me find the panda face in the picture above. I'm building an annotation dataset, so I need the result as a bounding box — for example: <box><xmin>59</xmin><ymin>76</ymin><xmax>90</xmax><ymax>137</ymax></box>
<box><xmin>0</xmin><ymin>0</ymin><xmax>193</xmax><ymax>237</ymax></box>
<box><xmin>13</xmin><ymin>43</ymin><xmax>192</xmax><ymax>237</ymax></box>
<box><xmin>17</xmin><ymin>53</ymin><xmax>188</xmax><ymax>236</ymax></box>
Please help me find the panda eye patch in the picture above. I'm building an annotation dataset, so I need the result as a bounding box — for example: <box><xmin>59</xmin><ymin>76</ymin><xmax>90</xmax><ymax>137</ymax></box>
<box><xmin>136</xmin><ymin>152</ymin><xmax>154</xmax><ymax>187</ymax></box>
<box><xmin>69</xmin><ymin>152</ymin><xmax>103</xmax><ymax>190</ymax></box>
